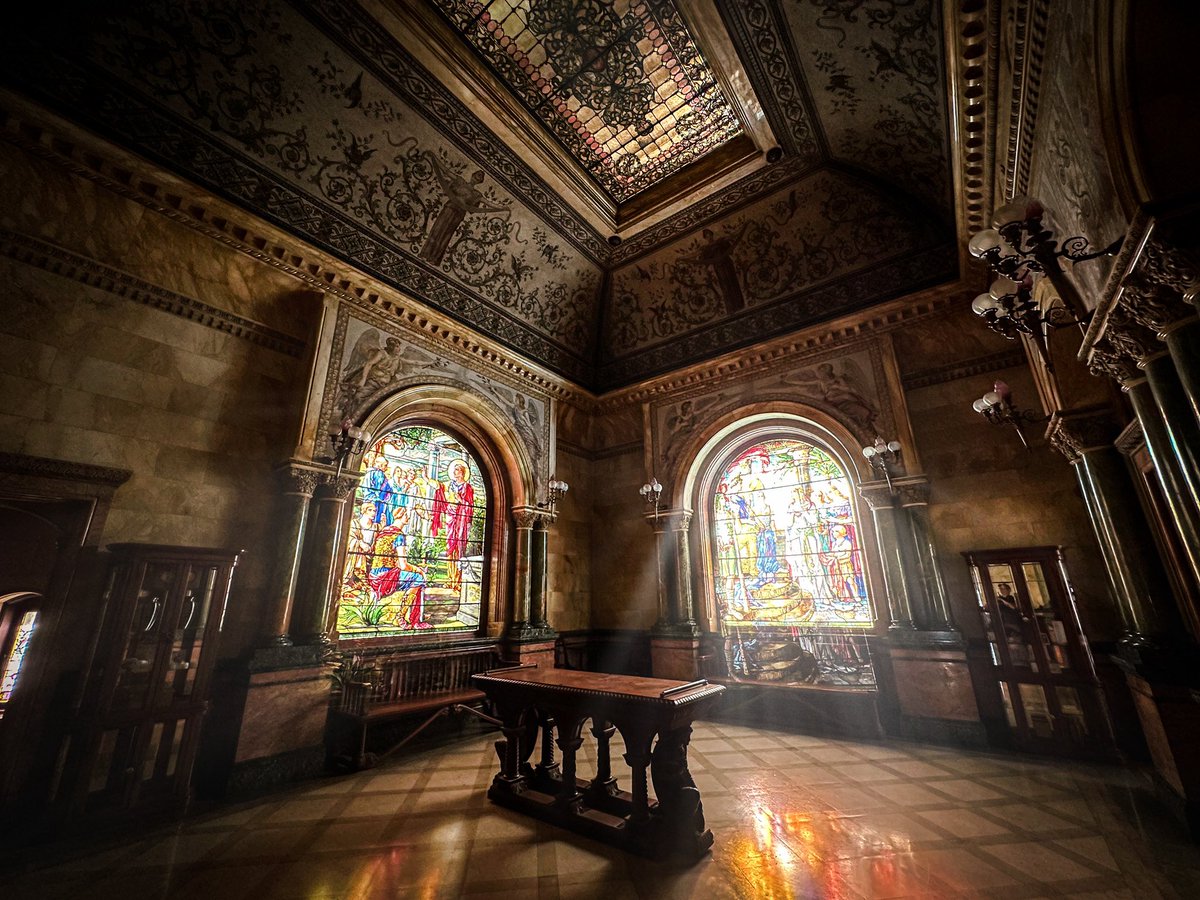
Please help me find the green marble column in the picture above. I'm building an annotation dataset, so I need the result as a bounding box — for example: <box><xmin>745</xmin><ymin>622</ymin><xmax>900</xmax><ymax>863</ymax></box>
<box><xmin>505</xmin><ymin>507</ymin><xmax>538</xmax><ymax>640</ymax></box>
<box><xmin>1133</xmin><ymin>362</ymin><xmax>1200</xmax><ymax>591</ymax></box>
<box><xmin>529</xmin><ymin>516</ymin><xmax>554</xmax><ymax>635</ymax></box>
<box><xmin>900</xmin><ymin>494</ymin><xmax>954</xmax><ymax>631</ymax></box>
<box><xmin>1077</xmin><ymin>446</ymin><xmax>1173</xmax><ymax>644</ymax></box>
<box><xmin>647</xmin><ymin>509</ymin><xmax>696</xmax><ymax>636</ymax></box>
<box><xmin>293</xmin><ymin>472</ymin><xmax>359</xmax><ymax>644</ymax></box>
<box><xmin>1162</xmin><ymin>317</ymin><xmax>1200</xmax><ymax>428</ymax></box>
<box><xmin>859</xmin><ymin>484</ymin><xmax>915</xmax><ymax>630</ymax></box>
<box><xmin>264</xmin><ymin>463</ymin><xmax>322</xmax><ymax>646</ymax></box>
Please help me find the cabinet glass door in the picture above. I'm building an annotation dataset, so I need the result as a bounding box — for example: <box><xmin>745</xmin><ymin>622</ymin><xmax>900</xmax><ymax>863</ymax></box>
<box><xmin>965</xmin><ymin>547</ymin><xmax>1112</xmax><ymax>758</ymax></box>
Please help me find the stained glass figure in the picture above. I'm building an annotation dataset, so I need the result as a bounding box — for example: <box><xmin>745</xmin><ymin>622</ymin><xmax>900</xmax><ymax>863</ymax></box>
<box><xmin>712</xmin><ymin>438</ymin><xmax>875</xmax><ymax>687</ymax></box>
<box><xmin>339</xmin><ymin>426</ymin><xmax>487</xmax><ymax>638</ymax></box>
<box><xmin>0</xmin><ymin>609</ymin><xmax>38</xmax><ymax>710</ymax></box>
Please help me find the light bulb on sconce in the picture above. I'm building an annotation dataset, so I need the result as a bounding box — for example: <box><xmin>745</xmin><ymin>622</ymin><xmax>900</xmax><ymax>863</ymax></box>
<box><xmin>967</xmin><ymin>196</ymin><xmax>1122</xmax><ymax>372</ymax></box>
<box><xmin>971</xmin><ymin>380</ymin><xmax>1044</xmax><ymax>449</ymax></box>
<box><xmin>639</xmin><ymin>477</ymin><xmax>663</xmax><ymax>521</ymax></box>
<box><xmin>540</xmin><ymin>476</ymin><xmax>569</xmax><ymax>514</ymax></box>
<box><xmin>328</xmin><ymin>418</ymin><xmax>372</xmax><ymax>477</ymax></box>
<box><xmin>862</xmin><ymin>437</ymin><xmax>902</xmax><ymax>492</ymax></box>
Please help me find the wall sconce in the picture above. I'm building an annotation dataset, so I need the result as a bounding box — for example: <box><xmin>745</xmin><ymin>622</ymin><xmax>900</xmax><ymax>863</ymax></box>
<box><xmin>540</xmin><ymin>476</ymin><xmax>569</xmax><ymax>515</ymax></box>
<box><xmin>971</xmin><ymin>380</ymin><xmax>1043</xmax><ymax>449</ymax></box>
<box><xmin>862</xmin><ymin>437</ymin><xmax>902</xmax><ymax>492</ymax></box>
<box><xmin>967</xmin><ymin>196</ymin><xmax>1122</xmax><ymax>370</ymax></box>
<box><xmin>639</xmin><ymin>477</ymin><xmax>663</xmax><ymax>521</ymax></box>
<box><xmin>328</xmin><ymin>418</ymin><xmax>371</xmax><ymax>477</ymax></box>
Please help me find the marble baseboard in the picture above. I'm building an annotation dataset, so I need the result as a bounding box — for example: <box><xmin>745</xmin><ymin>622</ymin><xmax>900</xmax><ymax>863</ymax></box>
<box><xmin>225</xmin><ymin>746</ymin><xmax>327</xmax><ymax>797</ymax></box>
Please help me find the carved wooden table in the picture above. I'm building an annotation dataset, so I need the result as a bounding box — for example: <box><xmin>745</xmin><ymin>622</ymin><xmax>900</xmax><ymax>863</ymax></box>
<box><xmin>470</xmin><ymin>667</ymin><xmax>725</xmax><ymax>861</ymax></box>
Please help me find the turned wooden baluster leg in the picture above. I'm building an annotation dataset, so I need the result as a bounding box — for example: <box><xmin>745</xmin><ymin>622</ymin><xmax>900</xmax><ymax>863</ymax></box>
<box><xmin>536</xmin><ymin>712</ymin><xmax>560</xmax><ymax>782</ymax></box>
<box><xmin>589</xmin><ymin>719</ymin><xmax>618</xmax><ymax>797</ymax></box>
<box><xmin>620</xmin><ymin>725</ymin><xmax>657</xmax><ymax>824</ymax></box>
<box><xmin>554</xmin><ymin>714</ymin><xmax>584</xmax><ymax>808</ymax></box>
<box><xmin>491</xmin><ymin>703</ymin><xmax>528</xmax><ymax>793</ymax></box>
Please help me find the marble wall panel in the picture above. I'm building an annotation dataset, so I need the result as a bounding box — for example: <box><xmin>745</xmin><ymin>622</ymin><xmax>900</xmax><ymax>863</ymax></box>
<box><xmin>0</xmin><ymin>231</ymin><xmax>308</xmax><ymax>659</ymax></box>
<box><xmin>547</xmin><ymin>446</ymin><xmax>592</xmax><ymax>634</ymax></box>
<box><xmin>589</xmin><ymin>449</ymin><xmax>659</xmax><ymax>631</ymax></box>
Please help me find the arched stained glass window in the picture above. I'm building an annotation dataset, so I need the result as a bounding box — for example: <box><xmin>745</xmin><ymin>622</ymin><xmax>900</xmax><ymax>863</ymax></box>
<box><xmin>339</xmin><ymin>425</ymin><xmax>487</xmax><ymax>638</ymax></box>
<box><xmin>711</xmin><ymin>437</ymin><xmax>875</xmax><ymax>687</ymax></box>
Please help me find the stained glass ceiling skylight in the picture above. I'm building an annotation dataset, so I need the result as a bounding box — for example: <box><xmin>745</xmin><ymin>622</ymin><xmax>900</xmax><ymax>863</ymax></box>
<box><xmin>430</xmin><ymin>0</ymin><xmax>745</xmax><ymax>203</ymax></box>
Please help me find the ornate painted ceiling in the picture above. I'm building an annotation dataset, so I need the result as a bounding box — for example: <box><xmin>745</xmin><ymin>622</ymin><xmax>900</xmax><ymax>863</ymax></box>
<box><xmin>429</xmin><ymin>0</ymin><xmax>745</xmax><ymax>203</ymax></box>
<box><xmin>1</xmin><ymin>0</ymin><xmax>959</xmax><ymax>391</ymax></box>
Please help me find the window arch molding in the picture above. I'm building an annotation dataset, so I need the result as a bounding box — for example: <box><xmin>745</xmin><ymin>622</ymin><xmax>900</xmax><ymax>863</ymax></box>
<box><xmin>336</xmin><ymin>384</ymin><xmax>534</xmax><ymax>641</ymax></box>
<box><xmin>679</xmin><ymin>406</ymin><xmax>882</xmax><ymax>635</ymax></box>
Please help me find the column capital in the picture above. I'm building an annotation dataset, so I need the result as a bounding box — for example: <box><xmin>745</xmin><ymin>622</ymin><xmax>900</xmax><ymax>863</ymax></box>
<box><xmin>1122</xmin><ymin>274</ymin><xmax>1197</xmax><ymax>333</ymax></box>
<box><xmin>273</xmin><ymin>460</ymin><xmax>325</xmax><ymax>496</ymax></box>
<box><xmin>512</xmin><ymin>505</ymin><xmax>543</xmax><ymax>529</ymax></box>
<box><xmin>858</xmin><ymin>476</ymin><xmax>930</xmax><ymax>509</ymax></box>
<box><xmin>320</xmin><ymin>471</ymin><xmax>362</xmax><ymax>499</ymax></box>
<box><xmin>1138</xmin><ymin>234</ymin><xmax>1200</xmax><ymax>299</ymax></box>
<box><xmin>642</xmin><ymin>508</ymin><xmax>692</xmax><ymax>532</ymax></box>
<box><xmin>1046</xmin><ymin>407</ymin><xmax>1124</xmax><ymax>464</ymax></box>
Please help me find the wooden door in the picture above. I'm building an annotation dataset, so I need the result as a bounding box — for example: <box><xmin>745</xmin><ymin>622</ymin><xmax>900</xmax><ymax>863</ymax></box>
<box><xmin>77</xmin><ymin>547</ymin><xmax>236</xmax><ymax>815</ymax></box>
<box><xmin>965</xmin><ymin>547</ymin><xmax>1114</xmax><ymax>757</ymax></box>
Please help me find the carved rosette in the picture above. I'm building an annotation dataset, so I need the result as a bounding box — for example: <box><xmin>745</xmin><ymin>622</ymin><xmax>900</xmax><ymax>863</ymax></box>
<box><xmin>1046</xmin><ymin>408</ymin><xmax>1122</xmax><ymax>463</ymax></box>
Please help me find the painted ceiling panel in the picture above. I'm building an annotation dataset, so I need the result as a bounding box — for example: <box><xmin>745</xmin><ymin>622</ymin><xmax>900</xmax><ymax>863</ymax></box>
<box><xmin>2</xmin><ymin>0</ymin><xmax>960</xmax><ymax>389</ymax></box>
<box><xmin>430</xmin><ymin>0</ymin><xmax>745</xmax><ymax>203</ymax></box>
<box><xmin>599</xmin><ymin>168</ymin><xmax>954</xmax><ymax>387</ymax></box>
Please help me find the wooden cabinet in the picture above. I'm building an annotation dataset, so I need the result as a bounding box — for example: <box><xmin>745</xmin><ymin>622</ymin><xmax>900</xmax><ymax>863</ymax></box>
<box><xmin>69</xmin><ymin>545</ymin><xmax>238</xmax><ymax>816</ymax></box>
<box><xmin>964</xmin><ymin>546</ymin><xmax>1116</xmax><ymax>758</ymax></box>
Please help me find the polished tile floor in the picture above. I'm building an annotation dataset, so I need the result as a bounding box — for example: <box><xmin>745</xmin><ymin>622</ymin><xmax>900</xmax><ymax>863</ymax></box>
<box><xmin>3</xmin><ymin>721</ymin><xmax>1199</xmax><ymax>899</ymax></box>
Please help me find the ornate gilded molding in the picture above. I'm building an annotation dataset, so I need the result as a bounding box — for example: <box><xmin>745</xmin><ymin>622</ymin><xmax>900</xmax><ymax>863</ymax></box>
<box><xmin>1046</xmin><ymin>407</ymin><xmax>1123</xmax><ymax>463</ymax></box>
<box><xmin>596</xmin><ymin>282</ymin><xmax>964</xmax><ymax>410</ymax></box>
<box><xmin>1</xmin><ymin>229</ymin><xmax>306</xmax><ymax>358</ymax></box>
<box><xmin>946</xmin><ymin>0</ymin><xmax>1000</xmax><ymax>240</ymax></box>
<box><xmin>1003</xmin><ymin>0</ymin><xmax>1050</xmax><ymax>201</ymax></box>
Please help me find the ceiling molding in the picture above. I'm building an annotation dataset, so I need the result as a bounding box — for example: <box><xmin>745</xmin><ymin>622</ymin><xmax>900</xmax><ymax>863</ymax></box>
<box><xmin>0</xmin><ymin>96</ymin><xmax>595</xmax><ymax>409</ymax></box>
<box><xmin>594</xmin><ymin>281</ymin><xmax>969</xmax><ymax>409</ymax></box>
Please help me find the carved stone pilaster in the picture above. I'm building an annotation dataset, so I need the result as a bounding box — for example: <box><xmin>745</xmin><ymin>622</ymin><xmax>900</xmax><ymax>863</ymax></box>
<box><xmin>1046</xmin><ymin>408</ymin><xmax>1124</xmax><ymax>464</ymax></box>
<box><xmin>512</xmin><ymin>506</ymin><xmax>542</xmax><ymax>530</ymax></box>
<box><xmin>857</xmin><ymin>481</ymin><xmax>895</xmax><ymax>511</ymax></box>
<box><xmin>895</xmin><ymin>479</ymin><xmax>930</xmax><ymax>508</ymax></box>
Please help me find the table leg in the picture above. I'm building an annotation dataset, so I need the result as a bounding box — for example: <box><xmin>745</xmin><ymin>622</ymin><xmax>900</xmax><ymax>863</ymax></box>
<box><xmin>650</xmin><ymin>725</ymin><xmax>711</xmax><ymax>856</ymax></box>
<box><xmin>535</xmin><ymin>712</ymin><xmax>561</xmax><ymax>783</ymax></box>
<box><xmin>620</xmin><ymin>725</ymin><xmax>656</xmax><ymax>824</ymax></box>
<box><xmin>554</xmin><ymin>714</ymin><xmax>584</xmax><ymax>808</ymax></box>
<box><xmin>588</xmin><ymin>720</ymin><xmax>618</xmax><ymax>798</ymax></box>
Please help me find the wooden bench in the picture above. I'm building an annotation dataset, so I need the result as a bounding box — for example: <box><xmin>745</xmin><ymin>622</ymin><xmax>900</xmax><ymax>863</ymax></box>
<box><xmin>330</xmin><ymin>644</ymin><xmax>520</xmax><ymax>769</ymax></box>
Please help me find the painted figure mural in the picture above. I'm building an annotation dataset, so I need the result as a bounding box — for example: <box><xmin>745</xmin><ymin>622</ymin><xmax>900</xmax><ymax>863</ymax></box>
<box><xmin>713</xmin><ymin>438</ymin><xmax>874</xmax><ymax>687</ymax></box>
<box><xmin>339</xmin><ymin>426</ymin><xmax>487</xmax><ymax>637</ymax></box>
